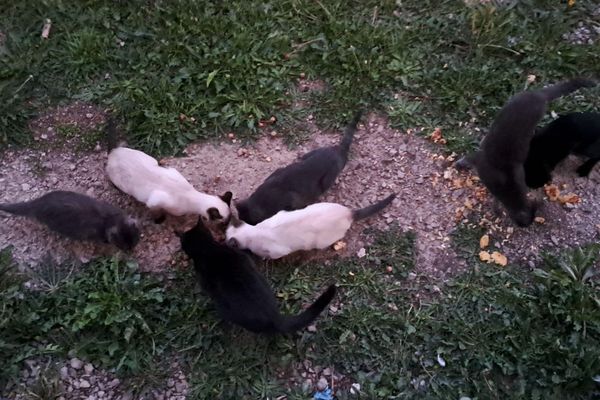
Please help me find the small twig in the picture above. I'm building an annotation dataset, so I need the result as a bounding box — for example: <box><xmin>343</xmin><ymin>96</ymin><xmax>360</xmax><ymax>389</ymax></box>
<box><xmin>372</xmin><ymin>6</ymin><xmax>379</xmax><ymax>26</ymax></box>
<box><xmin>478</xmin><ymin>43</ymin><xmax>522</xmax><ymax>56</ymax></box>
<box><xmin>14</xmin><ymin>74</ymin><xmax>34</xmax><ymax>96</ymax></box>
<box><xmin>315</xmin><ymin>0</ymin><xmax>332</xmax><ymax>20</ymax></box>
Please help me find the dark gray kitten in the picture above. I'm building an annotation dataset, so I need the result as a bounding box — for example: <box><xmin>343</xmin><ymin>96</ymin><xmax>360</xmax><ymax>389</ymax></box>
<box><xmin>525</xmin><ymin>112</ymin><xmax>600</xmax><ymax>188</ymax></box>
<box><xmin>457</xmin><ymin>78</ymin><xmax>597</xmax><ymax>227</ymax></box>
<box><xmin>0</xmin><ymin>191</ymin><xmax>140</xmax><ymax>250</ymax></box>
<box><xmin>236</xmin><ymin>111</ymin><xmax>362</xmax><ymax>225</ymax></box>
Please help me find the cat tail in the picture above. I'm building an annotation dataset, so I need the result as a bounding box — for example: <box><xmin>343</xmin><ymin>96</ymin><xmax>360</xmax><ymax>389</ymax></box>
<box><xmin>352</xmin><ymin>193</ymin><xmax>396</xmax><ymax>221</ymax></box>
<box><xmin>277</xmin><ymin>285</ymin><xmax>337</xmax><ymax>333</ymax></box>
<box><xmin>0</xmin><ymin>201</ymin><xmax>34</xmax><ymax>217</ymax></box>
<box><xmin>339</xmin><ymin>110</ymin><xmax>363</xmax><ymax>158</ymax></box>
<box><xmin>537</xmin><ymin>78</ymin><xmax>597</xmax><ymax>102</ymax></box>
<box><xmin>105</xmin><ymin>116</ymin><xmax>120</xmax><ymax>153</ymax></box>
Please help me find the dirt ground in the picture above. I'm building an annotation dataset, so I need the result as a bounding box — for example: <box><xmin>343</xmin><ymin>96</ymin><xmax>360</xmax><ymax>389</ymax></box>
<box><xmin>1</xmin><ymin>102</ymin><xmax>599</xmax><ymax>282</ymax></box>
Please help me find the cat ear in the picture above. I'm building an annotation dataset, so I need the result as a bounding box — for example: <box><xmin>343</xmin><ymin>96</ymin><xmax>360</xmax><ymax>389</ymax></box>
<box><xmin>227</xmin><ymin>237</ymin><xmax>240</xmax><ymax>248</ymax></box>
<box><xmin>219</xmin><ymin>191</ymin><xmax>233</xmax><ymax>206</ymax></box>
<box><xmin>207</xmin><ymin>207</ymin><xmax>223</xmax><ymax>220</ymax></box>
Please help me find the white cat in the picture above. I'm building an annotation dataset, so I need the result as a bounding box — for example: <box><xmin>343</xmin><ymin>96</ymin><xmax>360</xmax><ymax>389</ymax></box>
<box><xmin>226</xmin><ymin>194</ymin><xmax>395</xmax><ymax>259</ymax></box>
<box><xmin>106</xmin><ymin>146</ymin><xmax>232</xmax><ymax>221</ymax></box>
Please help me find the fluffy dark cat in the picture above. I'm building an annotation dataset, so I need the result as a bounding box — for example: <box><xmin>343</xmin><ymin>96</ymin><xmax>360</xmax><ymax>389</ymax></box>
<box><xmin>524</xmin><ymin>112</ymin><xmax>600</xmax><ymax>188</ymax></box>
<box><xmin>456</xmin><ymin>78</ymin><xmax>597</xmax><ymax>227</ymax></box>
<box><xmin>0</xmin><ymin>191</ymin><xmax>140</xmax><ymax>250</ymax></box>
<box><xmin>179</xmin><ymin>217</ymin><xmax>336</xmax><ymax>334</ymax></box>
<box><xmin>236</xmin><ymin>111</ymin><xmax>363</xmax><ymax>225</ymax></box>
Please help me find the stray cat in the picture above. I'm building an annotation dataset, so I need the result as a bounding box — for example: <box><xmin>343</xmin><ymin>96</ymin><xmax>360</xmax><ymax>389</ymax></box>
<box><xmin>0</xmin><ymin>191</ymin><xmax>140</xmax><ymax>250</ymax></box>
<box><xmin>226</xmin><ymin>193</ymin><xmax>396</xmax><ymax>259</ymax></box>
<box><xmin>104</xmin><ymin>119</ymin><xmax>232</xmax><ymax>222</ymax></box>
<box><xmin>236</xmin><ymin>111</ymin><xmax>363</xmax><ymax>225</ymax></box>
<box><xmin>456</xmin><ymin>78</ymin><xmax>597</xmax><ymax>227</ymax></box>
<box><xmin>524</xmin><ymin>112</ymin><xmax>600</xmax><ymax>188</ymax></box>
<box><xmin>179</xmin><ymin>217</ymin><xmax>336</xmax><ymax>334</ymax></box>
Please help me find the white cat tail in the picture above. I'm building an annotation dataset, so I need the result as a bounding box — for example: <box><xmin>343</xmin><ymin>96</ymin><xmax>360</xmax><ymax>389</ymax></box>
<box><xmin>352</xmin><ymin>193</ymin><xmax>396</xmax><ymax>221</ymax></box>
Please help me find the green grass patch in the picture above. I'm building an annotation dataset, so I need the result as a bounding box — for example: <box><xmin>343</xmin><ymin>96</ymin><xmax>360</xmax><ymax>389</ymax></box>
<box><xmin>2</xmin><ymin>229</ymin><xmax>600</xmax><ymax>398</ymax></box>
<box><xmin>1</xmin><ymin>1</ymin><xmax>599</xmax><ymax>155</ymax></box>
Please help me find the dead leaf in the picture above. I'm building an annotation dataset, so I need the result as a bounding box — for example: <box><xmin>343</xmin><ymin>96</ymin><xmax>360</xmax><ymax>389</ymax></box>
<box><xmin>559</xmin><ymin>193</ymin><xmax>580</xmax><ymax>205</ymax></box>
<box><xmin>41</xmin><ymin>18</ymin><xmax>52</xmax><ymax>39</ymax></box>
<box><xmin>333</xmin><ymin>241</ymin><xmax>347</xmax><ymax>251</ymax></box>
<box><xmin>491</xmin><ymin>251</ymin><xmax>507</xmax><ymax>267</ymax></box>
<box><xmin>479</xmin><ymin>234</ymin><xmax>490</xmax><ymax>249</ymax></box>
<box><xmin>479</xmin><ymin>251</ymin><xmax>491</xmax><ymax>262</ymax></box>
<box><xmin>568</xmin><ymin>0</ymin><xmax>575</xmax><ymax>7</ymax></box>
<box><xmin>544</xmin><ymin>184</ymin><xmax>560</xmax><ymax>201</ymax></box>
<box><xmin>429</xmin><ymin>127</ymin><xmax>447</xmax><ymax>144</ymax></box>
<box><xmin>534</xmin><ymin>217</ymin><xmax>545</xmax><ymax>224</ymax></box>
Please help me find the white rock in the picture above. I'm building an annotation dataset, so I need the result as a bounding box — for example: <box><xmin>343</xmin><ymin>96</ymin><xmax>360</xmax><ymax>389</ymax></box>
<box><xmin>316</xmin><ymin>377</ymin><xmax>328</xmax><ymax>391</ymax></box>
<box><xmin>84</xmin><ymin>363</ymin><xmax>94</xmax><ymax>374</ymax></box>
<box><xmin>350</xmin><ymin>383</ymin><xmax>361</xmax><ymax>395</ymax></box>
<box><xmin>79</xmin><ymin>379</ymin><xmax>91</xmax><ymax>388</ymax></box>
<box><xmin>357</xmin><ymin>248</ymin><xmax>366</xmax><ymax>258</ymax></box>
<box><xmin>70</xmin><ymin>358</ymin><xmax>83</xmax><ymax>369</ymax></box>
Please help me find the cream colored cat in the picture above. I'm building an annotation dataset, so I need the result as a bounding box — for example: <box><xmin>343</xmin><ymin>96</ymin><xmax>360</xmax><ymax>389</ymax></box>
<box><xmin>105</xmin><ymin>128</ymin><xmax>231</xmax><ymax>222</ymax></box>
<box><xmin>226</xmin><ymin>194</ymin><xmax>395</xmax><ymax>259</ymax></box>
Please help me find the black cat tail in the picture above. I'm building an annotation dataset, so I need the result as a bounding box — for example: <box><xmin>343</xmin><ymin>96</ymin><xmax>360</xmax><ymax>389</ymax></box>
<box><xmin>352</xmin><ymin>193</ymin><xmax>396</xmax><ymax>221</ymax></box>
<box><xmin>339</xmin><ymin>110</ymin><xmax>363</xmax><ymax>158</ymax></box>
<box><xmin>0</xmin><ymin>201</ymin><xmax>33</xmax><ymax>216</ymax></box>
<box><xmin>537</xmin><ymin>78</ymin><xmax>597</xmax><ymax>102</ymax></box>
<box><xmin>277</xmin><ymin>285</ymin><xmax>337</xmax><ymax>333</ymax></box>
<box><xmin>105</xmin><ymin>115</ymin><xmax>120</xmax><ymax>153</ymax></box>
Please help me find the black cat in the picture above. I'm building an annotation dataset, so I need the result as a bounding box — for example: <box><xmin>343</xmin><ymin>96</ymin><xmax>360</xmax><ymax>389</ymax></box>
<box><xmin>525</xmin><ymin>112</ymin><xmax>600</xmax><ymax>188</ymax></box>
<box><xmin>236</xmin><ymin>111</ymin><xmax>363</xmax><ymax>225</ymax></box>
<box><xmin>0</xmin><ymin>191</ymin><xmax>140</xmax><ymax>250</ymax></box>
<box><xmin>179</xmin><ymin>218</ymin><xmax>336</xmax><ymax>334</ymax></box>
<box><xmin>456</xmin><ymin>78</ymin><xmax>597</xmax><ymax>227</ymax></box>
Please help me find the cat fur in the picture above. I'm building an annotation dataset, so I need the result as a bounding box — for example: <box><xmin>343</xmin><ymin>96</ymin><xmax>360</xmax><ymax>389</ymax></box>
<box><xmin>0</xmin><ymin>190</ymin><xmax>139</xmax><ymax>250</ymax></box>
<box><xmin>524</xmin><ymin>112</ymin><xmax>600</xmax><ymax>188</ymax></box>
<box><xmin>180</xmin><ymin>217</ymin><xmax>336</xmax><ymax>334</ymax></box>
<box><xmin>104</xmin><ymin>119</ymin><xmax>232</xmax><ymax>221</ymax></box>
<box><xmin>226</xmin><ymin>193</ymin><xmax>396</xmax><ymax>259</ymax></box>
<box><xmin>236</xmin><ymin>111</ymin><xmax>363</xmax><ymax>225</ymax></box>
<box><xmin>456</xmin><ymin>78</ymin><xmax>597</xmax><ymax>227</ymax></box>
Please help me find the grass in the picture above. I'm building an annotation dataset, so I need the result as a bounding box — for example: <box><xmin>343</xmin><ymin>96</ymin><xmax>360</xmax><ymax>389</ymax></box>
<box><xmin>2</xmin><ymin>228</ymin><xmax>600</xmax><ymax>399</ymax></box>
<box><xmin>1</xmin><ymin>0</ymin><xmax>599</xmax><ymax>155</ymax></box>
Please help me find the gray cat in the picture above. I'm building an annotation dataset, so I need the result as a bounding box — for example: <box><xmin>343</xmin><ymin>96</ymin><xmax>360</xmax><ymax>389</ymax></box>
<box><xmin>457</xmin><ymin>78</ymin><xmax>597</xmax><ymax>227</ymax></box>
<box><xmin>0</xmin><ymin>191</ymin><xmax>140</xmax><ymax>250</ymax></box>
<box><xmin>236</xmin><ymin>111</ymin><xmax>362</xmax><ymax>225</ymax></box>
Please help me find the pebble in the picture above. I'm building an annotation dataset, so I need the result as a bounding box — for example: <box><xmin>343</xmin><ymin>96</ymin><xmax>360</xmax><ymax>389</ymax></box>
<box><xmin>84</xmin><ymin>363</ymin><xmax>94</xmax><ymax>374</ymax></box>
<box><xmin>70</xmin><ymin>358</ymin><xmax>83</xmax><ymax>369</ymax></box>
<box><xmin>316</xmin><ymin>377</ymin><xmax>328</xmax><ymax>391</ymax></box>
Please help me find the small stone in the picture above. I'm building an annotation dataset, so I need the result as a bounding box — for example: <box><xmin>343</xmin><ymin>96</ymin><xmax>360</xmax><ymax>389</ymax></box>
<box><xmin>21</xmin><ymin>183</ymin><xmax>31</xmax><ymax>191</ymax></box>
<box><xmin>322</xmin><ymin>367</ymin><xmax>331</xmax><ymax>376</ymax></box>
<box><xmin>167</xmin><ymin>378</ymin><xmax>175</xmax><ymax>388</ymax></box>
<box><xmin>98</xmin><ymin>391</ymin><xmax>105</xmax><ymax>398</ymax></box>
<box><xmin>69</xmin><ymin>164</ymin><xmax>76</xmax><ymax>171</ymax></box>
<box><xmin>357</xmin><ymin>248</ymin><xmax>366</xmax><ymax>258</ymax></box>
<box><xmin>86</xmin><ymin>113</ymin><xmax>93</xmax><ymax>119</ymax></box>
<box><xmin>79</xmin><ymin>379</ymin><xmax>91</xmax><ymax>388</ymax></box>
<box><xmin>316</xmin><ymin>377</ymin><xmax>328</xmax><ymax>391</ymax></box>
<box><xmin>60</xmin><ymin>366</ymin><xmax>69</xmax><ymax>380</ymax></box>
<box><xmin>350</xmin><ymin>382</ymin><xmax>361</xmax><ymax>395</ymax></box>
<box><xmin>84</xmin><ymin>363</ymin><xmax>94</xmax><ymax>374</ymax></box>
<box><xmin>70</xmin><ymin>358</ymin><xmax>83</xmax><ymax>369</ymax></box>
<box><xmin>108</xmin><ymin>378</ymin><xmax>120</xmax><ymax>388</ymax></box>
<box><xmin>307</xmin><ymin>324</ymin><xmax>317</xmax><ymax>332</ymax></box>
<box><xmin>175</xmin><ymin>381</ymin><xmax>186</xmax><ymax>392</ymax></box>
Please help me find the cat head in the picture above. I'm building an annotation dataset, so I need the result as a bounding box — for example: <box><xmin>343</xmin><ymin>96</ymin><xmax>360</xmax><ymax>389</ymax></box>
<box><xmin>179</xmin><ymin>217</ymin><xmax>214</xmax><ymax>256</ymax></box>
<box><xmin>206</xmin><ymin>191</ymin><xmax>233</xmax><ymax>222</ymax></box>
<box><xmin>106</xmin><ymin>217</ymin><xmax>140</xmax><ymax>251</ymax></box>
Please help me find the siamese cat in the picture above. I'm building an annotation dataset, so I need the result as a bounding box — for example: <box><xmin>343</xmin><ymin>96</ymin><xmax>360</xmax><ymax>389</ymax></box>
<box><xmin>104</xmin><ymin>119</ymin><xmax>232</xmax><ymax>222</ymax></box>
<box><xmin>0</xmin><ymin>191</ymin><xmax>139</xmax><ymax>250</ymax></box>
<box><xmin>456</xmin><ymin>78</ymin><xmax>597</xmax><ymax>227</ymax></box>
<box><xmin>236</xmin><ymin>111</ymin><xmax>363</xmax><ymax>225</ymax></box>
<box><xmin>179</xmin><ymin>217</ymin><xmax>336</xmax><ymax>334</ymax></box>
<box><xmin>226</xmin><ymin>193</ymin><xmax>396</xmax><ymax>259</ymax></box>
<box><xmin>525</xmin><ymin>112</ymin><xmax>600</xmax><ymax>188</ymax></box>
